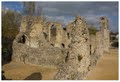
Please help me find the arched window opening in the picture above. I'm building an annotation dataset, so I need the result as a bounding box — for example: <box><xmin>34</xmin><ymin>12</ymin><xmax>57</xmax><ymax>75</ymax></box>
<box><xmin>43</xmin><ymin>32</ymin><xmax>47</xmax><ymax>39</ymax></box>
<box><xmin>18</xmin><ymin>35</ymin><xmax>26</xmax><ymax>44</ymax></box>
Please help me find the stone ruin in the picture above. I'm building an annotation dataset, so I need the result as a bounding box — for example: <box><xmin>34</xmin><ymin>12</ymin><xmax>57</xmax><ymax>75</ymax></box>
<box><xmin>12</xmin><ymin>15</ymin><xmax>110</xmax><ymax>80</ymax></box>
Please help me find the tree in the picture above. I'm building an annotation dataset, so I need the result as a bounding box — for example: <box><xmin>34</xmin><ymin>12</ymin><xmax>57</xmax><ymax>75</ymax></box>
<box><xmin>23</xmin><ymin>2</ymin><xmax>35</xmax><ymax>15</ymax></box>
<box><xmin>2</xmin><ymin>10</ymin><xmax>20</xmax><ymax>39</ymax></box>
<box><xmin>88</xmin><ymin>24</ymin><xmax>98</xmax><ymax>35</ymax></box>
<box><xmin>35</xmin><ymin>3</ymin><xmax>43</xmax><ymax>16</ymax></box>
<box><xmin>23</xmin><ymin>2</ymin><xmax>43</xmax><ymax>16</ymax></box>
<box><xmin>2</xmin><ymin>9</ymin><xmax>21</xmax><ymax>64</ymax></box>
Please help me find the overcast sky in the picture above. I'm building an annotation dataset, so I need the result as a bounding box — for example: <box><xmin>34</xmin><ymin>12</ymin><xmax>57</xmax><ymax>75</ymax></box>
<box><xmin>2</xmin><ymin>2</ymin><xmax>118</xmax><ymax>32</ymax></box>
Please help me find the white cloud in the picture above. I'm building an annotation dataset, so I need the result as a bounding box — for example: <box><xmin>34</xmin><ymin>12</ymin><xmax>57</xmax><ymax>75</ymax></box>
<box><xmin>45</xmin><ymin>15</ymin><xmax>75</xmax><ymax>26</ymax></box>
<box><xmin>45</xmin><ymin>14</ymin><xmax>117</xmax><ymax>32</ymax></box>
<box><xmin>36</xmin><ymin>2</ymin><xmax>118</xmax><ymax>32</ymax></box>
<box><xmin>99</xmin><ymin>6</ymin><xmax>110</xmax><ymax>11</ymax></box>
<box><xmin>43</xmin><ymin>7</ymin><xmax>59</xmax><ymax>12</ymax></box>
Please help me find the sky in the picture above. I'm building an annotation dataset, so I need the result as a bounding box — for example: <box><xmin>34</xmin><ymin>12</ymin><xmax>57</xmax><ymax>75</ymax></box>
<box><xmin>2</xmin><ymin>1</ymin><xmax>118</xmax><ymax>32</ymax></box>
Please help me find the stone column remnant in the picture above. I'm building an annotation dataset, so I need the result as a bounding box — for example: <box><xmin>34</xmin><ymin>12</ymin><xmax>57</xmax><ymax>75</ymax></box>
<box><xmin>54</xmin><ymin>16</ymin><xmax>90</xmax><ymax>80</ymax></box>
<box><xmin>100</xmin><ymin>17</ymin><xmax>110</xmax><ymax>52</ymax></box>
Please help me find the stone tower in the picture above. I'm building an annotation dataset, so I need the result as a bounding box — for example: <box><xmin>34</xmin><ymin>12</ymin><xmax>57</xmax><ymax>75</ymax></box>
<box><xmin>100</xmin><ymin>17</ymin><xmax>110</xmax><ymax>52</ymax></box>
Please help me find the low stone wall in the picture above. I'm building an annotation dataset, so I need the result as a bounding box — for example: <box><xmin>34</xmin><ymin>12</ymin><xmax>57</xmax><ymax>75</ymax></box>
<box><xmin>12</xmin><ymin>42</ymin><xmax>67</xmax><ymax>67</ymax></box>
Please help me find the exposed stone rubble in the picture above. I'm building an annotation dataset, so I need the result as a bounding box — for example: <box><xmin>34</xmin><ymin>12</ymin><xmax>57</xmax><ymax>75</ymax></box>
<box><xmin>12</xmin><ymin>15</ymin><xmax>110</xmax><ymax>80</ymax></box>
<box><xmin>54</xmin><ymin>16</ymin><xmax>90</xmax><ymax>79</ymax></box>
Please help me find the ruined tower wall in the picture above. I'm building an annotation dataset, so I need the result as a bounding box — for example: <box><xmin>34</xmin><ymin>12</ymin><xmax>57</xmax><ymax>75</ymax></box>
<box><xmin>88</xmin><ymin>17</ymin><xmax>110</xmax><ymax>70</ymax></box>
<box><xmin>54</xmin><ymin>23</ymin><xmax>63</xmax><ymax>48</ymax></box>
<box><xmin>12</xmin><ymin>15</ymin><xmax>110</xmax><ymax>80</ymax></box>
<box><xmin>89</xmin><ymin>31</ymin><xmax>104</xmax><ymax>69</ymax></box>
<box><xmin>61</xmin><ymin>30</ymin><xmax>71</xmax><ymax>48</ymax></box>
<box><xmin>44</xmin><ymin>22</ymin><xmax>70</xmax><ymax>48</ymax></box>
<box><xmin>55</xmin><ymin>16</ymin><xmax>91</xmax><ymax>80</ymax></box>
<box><xmin>12</xmin><ymin>16</ymin><xmax>69</xmax><ymax>67</ymax></box>
<box><xmin>100</xmin><ymin>17</ymin><xmax>110</xmax><ymax>52</ymax></box>
<box><xmin>19</xmin><ymin>16</ymin><xmax>28</xmax><ymax>33</ymax></box>
<box><xmin>29</xmin><ymin>17</ymin><xmax>44</xmax><ymax>48</ymax></box>
<box><xmin>71</xmin><ymin>16</ymin><xmax>90</xmax><ymax>73</ymax></box>
<box><xmin>95</xmin><ymin>31</ymin><xmax>104</xmax><ymax>56</ymax></box>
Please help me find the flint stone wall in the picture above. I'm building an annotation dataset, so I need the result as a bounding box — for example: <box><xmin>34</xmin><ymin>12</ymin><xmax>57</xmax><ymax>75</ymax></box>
<box><xmin>12</xmin><ymin>42</ymin><xmax>67</xmax><ymax>67</ymax></box>
<box><xmin>12</xmin><ymin>15</ymin><xmax>110</xmax><ymax>80</ymax></box>
<box><xmin>54</xmin><ymin>16</ymin><xmax>90</xmax><ymax>80</ymax></box>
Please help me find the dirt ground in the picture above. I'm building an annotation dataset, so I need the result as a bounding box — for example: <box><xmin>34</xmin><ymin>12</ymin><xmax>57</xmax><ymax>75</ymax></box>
<box><xmin>2</xmin><ymin>62</ymin><xmax>58</xmax><ymax>80</ymax></box>
<box><xmin>86</xmin><ymin>48</ymin><xmax>118</xmax><ymax>80</ymax></box>
<box><xmin>2</xmin><ymin>48</ymin><xmax>118</xmax><ymax>80</ymax></box>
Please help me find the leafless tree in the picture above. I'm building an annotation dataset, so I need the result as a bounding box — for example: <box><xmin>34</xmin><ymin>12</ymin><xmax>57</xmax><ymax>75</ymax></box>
<box><xmin>23</xmin><ymin>2</ymin><xmax>43</xmax><ymax>16</ymax></box>
<box><xmin>23</xmin><ymin>2</ymin><xmax>35</xmax><ymax>15</ymax></box>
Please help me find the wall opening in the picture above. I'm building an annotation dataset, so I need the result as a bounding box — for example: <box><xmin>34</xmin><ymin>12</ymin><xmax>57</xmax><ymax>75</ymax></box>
<box><xmin>50</xmin><ymin>44</ymin><xmax>54</xmax><ymax>47</ymax></box>
<box><xmin>67</xmin><ymin>33</ymin><xmax>70</xmax><ymax>39</ymax></box>
<box><xmin>65</xmin><ymin>52</ymin><xmax>69</xmax><ymax>62</ymax></box>
<box><xmin>90</xmin><ymin>45</ymin><xmax>91</xmax><ymax>55</ymax></box>
<box><xmin>43</xmin><ymin>32</ymin><xmax>47</xmax><ymax>39</ymax></box>
<box><xmin>61</xmin><ymin>43</ymin><xmax>65</xmax><ymax>48</ymax></box>
<box><xmin>18</xmin><ymin>35</ymin><xmax>26</xmax><ymax>44</ymax></box>
<box><xmin>101</xmin><ymin>17</ymin><xmax>104</xmax><ymax>20</ymax></box>
<box><xmin>78</xmin><ymin>55</ymin><xmax>83</xmax><ymax>62</ymax></box>
<box><xmin>50</xmin><ymin>24</ymin><xmax>56</xmax><ymax>37</ymax></box>
<box><xmin>51</xmin><ymin>24</ymin><xmax>55</xmax><ymax>29</ymax></box>
<box><xmin>63</xmin><ymin>28</ymin><xmax>66</xmax><ymax>31</ymax></box>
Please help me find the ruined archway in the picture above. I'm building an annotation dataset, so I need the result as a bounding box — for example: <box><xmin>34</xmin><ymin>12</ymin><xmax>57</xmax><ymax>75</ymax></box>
<box><xmin>21</xmin><ymin>35</ymin><xmax>26</xmax><ymax>43</ymax></box>
<box><xmin>18</xmin><ymin>34</ymin><xmax>29</xmax><ymax>45</ymax></box>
